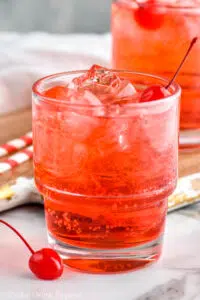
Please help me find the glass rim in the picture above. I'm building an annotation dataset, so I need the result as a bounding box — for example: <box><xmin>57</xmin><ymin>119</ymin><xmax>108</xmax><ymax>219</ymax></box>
<box><xmin>115</xmin><ymin>0</ymin><xmax>200</xmax><ymax>10</ymax></box>
<box><xmin>32</xmin><ymin>69</ymin><xmax>181</xmax><ymax>108</ymax></box>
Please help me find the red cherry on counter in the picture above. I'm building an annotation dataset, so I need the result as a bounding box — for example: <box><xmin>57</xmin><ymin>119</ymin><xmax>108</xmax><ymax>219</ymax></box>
<box><xmin>29</xmin><ymin>248</ymin><xmax>63</xmax><ymax>280</ymax></box>
<box><xmin>134</xmin><ymin>0</ymin><xmax>165</xmax><ymax>30</ymax></box>
<box><xmin>140</xmin><ymin>37</ymin><xmax>198</xmax><ymax>103</ymax></box>
<box><xmin>0</xmin><ymin>219</ymin><xmax>64</xmax><ymax>280</ymax></box>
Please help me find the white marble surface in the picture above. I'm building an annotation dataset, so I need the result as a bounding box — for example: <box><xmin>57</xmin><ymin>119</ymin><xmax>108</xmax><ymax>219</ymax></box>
<box><xmin>1</xmin><ymin>204</ymin><xmax>200</xmax><ymax>300</ymax></box>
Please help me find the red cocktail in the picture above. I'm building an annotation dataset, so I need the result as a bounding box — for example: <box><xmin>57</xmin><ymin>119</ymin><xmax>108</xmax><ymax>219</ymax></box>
<box><xmin>112</xmin><ymin>0</ymin><xmax>200</xmax><ymax>148</ymax></box>
<box><xmin>32</xmin><ymin>66</ymin><xmax>180</xmax><ymax>273</ymax></box>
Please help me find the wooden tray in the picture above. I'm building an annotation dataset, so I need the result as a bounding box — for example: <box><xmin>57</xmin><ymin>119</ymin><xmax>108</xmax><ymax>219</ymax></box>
<box><xmin>1</xmin><ymin>108</ymin><xmax>200</xmax><ymax>187</ymax></box>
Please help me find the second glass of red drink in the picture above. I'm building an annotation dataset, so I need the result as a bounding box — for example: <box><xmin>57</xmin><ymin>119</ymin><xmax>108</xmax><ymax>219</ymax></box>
<box><xmin>112</xmin><ymin>0</ymin><xmax>200</xmax><ymax>148</ymax></box>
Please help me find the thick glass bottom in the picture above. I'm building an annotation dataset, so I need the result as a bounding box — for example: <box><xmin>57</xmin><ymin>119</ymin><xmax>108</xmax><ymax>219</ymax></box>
<box><xmin>48</xmin><ymin>233</ymin><xmax>162</xmax><ymax>274</ymax></box>
<box><xmin>180</xmin><ymin>129</ymin><xmax>200</xmax><ymax>150</ymax></box>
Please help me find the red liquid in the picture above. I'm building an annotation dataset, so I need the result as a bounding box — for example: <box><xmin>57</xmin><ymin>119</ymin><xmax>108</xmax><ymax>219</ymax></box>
<box><xmin>112</xmin><ymin>0</ymin><xmax>200</xmax><ymax>129</ymax></box>
<box><xmin>33</xmin><ymin>74</ymin><xmax>179</xmax><ymax>272</ymax></box>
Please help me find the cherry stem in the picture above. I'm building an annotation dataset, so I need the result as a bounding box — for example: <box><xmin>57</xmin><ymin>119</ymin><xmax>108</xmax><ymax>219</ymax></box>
<box><xmin>0</xmin><ymin>219</ymin><xmax>35</xmax><ymax>254</ymax></box>
<box><xmin>165</xmin><ymin>37</ymin><xmax>198</xmax><ymax>90</ymax></box>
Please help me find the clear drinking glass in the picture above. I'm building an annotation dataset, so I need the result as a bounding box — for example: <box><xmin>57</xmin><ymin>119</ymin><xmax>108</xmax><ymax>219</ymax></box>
<box><xmin>32</xmin><ymin>70</ymin><xmax>180</xmax><ymax>274</ymax></box>
<box><xmin>112</xmin><ymin>0</ymin><xmax>200</xmax><ymax>148</ymax></box>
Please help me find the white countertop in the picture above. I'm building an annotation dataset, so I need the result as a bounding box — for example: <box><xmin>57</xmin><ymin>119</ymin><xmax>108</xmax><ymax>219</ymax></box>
<box><xmin>1</xmin><ymin>204</ymin><xmax>200</xmax><ymax>300</ymax></box>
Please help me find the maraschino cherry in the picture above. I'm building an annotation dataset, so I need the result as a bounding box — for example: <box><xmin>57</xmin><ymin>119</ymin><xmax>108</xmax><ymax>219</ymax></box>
<box><xmin>140</xmin><ymin>37</ymin><xmax>198</xmax><ymax>103</ymax></box>
<box><xmin>0</xmin><ymin>219</ymin><xmax>64</xmax><ymax>280</ymax></box>
<box><xmin>134</xmin><ymin>0</ymin><xmax>165</xmax><ymax>30</ymax></box>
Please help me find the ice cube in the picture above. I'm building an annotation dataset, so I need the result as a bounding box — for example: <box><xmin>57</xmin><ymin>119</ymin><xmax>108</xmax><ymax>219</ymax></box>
<box><xmin>73</xmin><ymin>65</ymin><xmax>120</xmax><ymax>97</ymax></box>
<box><xmin>83</xmin><ymin>90</ymin><xmax>102</xmax><ymax>106</ymax></box>
<box><xmin>67</xmin><ymin>89</ymin><xmax>105</xmax><ymax>116</ymax></box>
<box><xmin>110</xmin><ymin>80</ymin><xmax>139</xmax><ymax>106</ymax></box>
<box><xmin>79</xmin><ymin>90</ymin><xmax>105</xmax><ymax>116</ymax></box>
<box><xmin>117</xmin><ymin>81</ymin><xmax>137</xmax><ymax>98</ymax></box>
<box><xmin>72</xmin><ymin>65</ymin><xmax>106</xmax><ymax>87</ymax></box>
<box><xmin>60</xmin><ymin>111</ymin><xmax>99</xmax><ymax>142</ymax></box>
<box><xmin>72</xmin><ymin>65</ymin><xmax>138</xmax><ymax>106</ymax></box>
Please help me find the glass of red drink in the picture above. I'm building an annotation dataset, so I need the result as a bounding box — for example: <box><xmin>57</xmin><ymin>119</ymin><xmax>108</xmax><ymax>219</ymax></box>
<box><xmin>112</xmin><ymin>0</ymin><xmax>200</xmax><ymax>148</ymax></box>
<box><xmin>32</xmin><ymin>66</ymin><xmax>180</xmax><ymax>273</ymax></box>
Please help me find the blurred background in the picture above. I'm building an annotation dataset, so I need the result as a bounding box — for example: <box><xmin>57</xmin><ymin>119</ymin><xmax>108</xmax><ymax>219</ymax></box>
<box><xmin>0</xmin><ymin>0</ymin><xmax>112</xmax><ymax>116</ymax></box>
<box><xmin>0</xmin><ymin>0</ymin><xmax>112</xmax><ymax>33</ymax></box>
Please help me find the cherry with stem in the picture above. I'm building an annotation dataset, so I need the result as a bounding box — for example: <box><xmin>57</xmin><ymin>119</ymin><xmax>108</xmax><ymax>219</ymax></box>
<box><xmin>0</xmin><ymin>219</ymin><xmax>64</xmax><ymax>280</ymax></box>
<box><xmin>140</xmin><ymin>37</ymin><xmax>198</xmax><ymax>102</ymax></box>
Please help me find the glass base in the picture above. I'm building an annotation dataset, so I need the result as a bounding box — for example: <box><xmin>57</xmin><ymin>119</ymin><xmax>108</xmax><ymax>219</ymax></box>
<box><xmin>180</xmin><ymin>129</ymin><xmax>200</xmax><ymax>150</ymax></box>
<box><xmin>48</xmin><ymin>233</ymin><xmax>162</xmax><ymax>274</ymax></box>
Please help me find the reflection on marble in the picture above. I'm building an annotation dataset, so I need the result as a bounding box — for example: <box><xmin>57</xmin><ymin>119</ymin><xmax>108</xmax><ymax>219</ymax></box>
<box><xmin>137</xmin><ymin>277</ymin><xmax>186</xmax><ymax>300</ymax></box>
<box><xmin>1</xmin><ymin>205</ymin><xmax>200</xmax><ymax>299</ymax></box>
